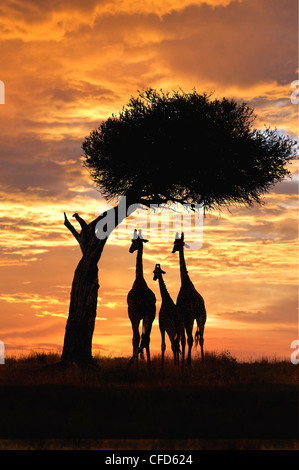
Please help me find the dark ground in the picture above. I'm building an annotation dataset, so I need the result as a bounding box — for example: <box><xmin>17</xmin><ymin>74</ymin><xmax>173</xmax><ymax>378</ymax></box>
<box><xmin>0</xmin><ymin>352</ymin><xmax>298</xmax><ymax>449</ymax></box>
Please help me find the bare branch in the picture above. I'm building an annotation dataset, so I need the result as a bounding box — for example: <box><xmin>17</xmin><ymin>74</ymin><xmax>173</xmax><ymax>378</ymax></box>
<box><xmin>72</xmin><ymin>212</ymin><xmax>88</xmax><ymax>231</ymax></box>
<box><xmin>64</xmin><ymin>212</ymin><xmax>81</xmax><ymax>244</ymax></box>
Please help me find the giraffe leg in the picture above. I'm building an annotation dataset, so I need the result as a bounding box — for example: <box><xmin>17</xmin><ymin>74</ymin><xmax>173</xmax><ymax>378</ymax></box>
<box><xmin>129</xmin><ymin>321</ymin><xmax>140</xmax><ymax>364</ymax></box>
<box><xmin>181</xmin><ymin>329</ymin><xmax>186</xmax><ymax>364</ymax></box>
<box><xmin>186</xmin><ymin>324</ymin><xmax>194</xmax><ymax>365</ymax></box>
<box><xmin>161</xmin><ymin>329</ymin><xmax>166</xmax><ymax>367</ymax></box>
<box><xmin>172</xmin><ymin>343</ymin><xmax>177</xmax><ymax>364</ymax></box>
<box><xmin>145</xmin><ymin>332</ymin><xmax>151</xmax><ymax>364</ymax></box>
<box><xmin>187</xmin><ymin>337</ymin><xmax>193</xmax><ymax>364</ymax></box>
<box><xmin>195</xmin><ymin>324</ymin><xmax>205</xmax><ymax>362</ymax></box>
<box><xmin>171</xmin><ymin>337</ymin><xmax>179</xmax><ymax>364</ymax></box>
<box><xmin>140</xmin><ymin>318</ymin><xmax>153</xmax><ymax>365</ymax></box>
<box><xmin>199</xmin><ymin>331</ymin><xmax>204</xmax><ymax>362</ymax></box>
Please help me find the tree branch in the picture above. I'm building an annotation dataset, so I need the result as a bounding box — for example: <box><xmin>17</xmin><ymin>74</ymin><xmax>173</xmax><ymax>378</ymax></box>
<box><xmin>64</xmin><ymin>212</ymin><xmax>82</xmax><ymax>245</ymax></box>
<box><xmin>72</xmin><ymin>212</ymin><xmax>88</xmax><ymax>232</ymax></box>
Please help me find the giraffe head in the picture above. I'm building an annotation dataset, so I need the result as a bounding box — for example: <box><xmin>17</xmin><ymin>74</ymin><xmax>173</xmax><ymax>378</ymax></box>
<box><xmin>172</xmin><ymin>232</ymin><xmax>189</xmax><ymax>253</ymax></box>
<box><xmin>153</xmin><ymin>263</ymin><xmax>166</xmax><ymax>280</ymax></box>
<box><xmin>129</xmin><ymin>229</ymin><xmax>149</xmax><ymax>253</ymax></box>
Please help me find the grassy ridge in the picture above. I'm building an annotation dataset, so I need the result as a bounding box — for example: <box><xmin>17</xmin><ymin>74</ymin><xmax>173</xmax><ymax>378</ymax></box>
<box><xmin>0</xmin><ymin>351</ymin><xmax>298</xmax><ymax>449</ymax></box>
<box><xmin>1</xmin><ymin>350</ymin><xmax>298</xmax><ymax>387</ymax></box>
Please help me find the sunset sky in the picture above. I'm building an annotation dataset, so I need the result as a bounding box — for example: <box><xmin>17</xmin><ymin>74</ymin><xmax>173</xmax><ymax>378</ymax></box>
<box><xmin>0</xmin><ymin>0</ymin><xmax>298</xmax><ymax>361</ymax></box>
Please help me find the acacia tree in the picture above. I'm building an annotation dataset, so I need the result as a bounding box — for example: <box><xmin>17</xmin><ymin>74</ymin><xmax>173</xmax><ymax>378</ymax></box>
<box><xmin>61</xmin><ymin>88</ymin><xmax>296</xmax><ymax>365</ymax></box>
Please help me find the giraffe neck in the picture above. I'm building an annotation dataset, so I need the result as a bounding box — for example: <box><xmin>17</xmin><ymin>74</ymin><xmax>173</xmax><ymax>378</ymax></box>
<box><xmin>158</xmin><ymin>274</ymin><xmax>171</xmax><ymax>301</ymax></box>
<box><xmin>179</xmin><ymin>246</ymin><xmax>189</xmax><ymax>283</ymax></box>
<box><xmin>136</xmin><ymin>244</ymin><xmax>144</xmax><ymax>280</ymax></box>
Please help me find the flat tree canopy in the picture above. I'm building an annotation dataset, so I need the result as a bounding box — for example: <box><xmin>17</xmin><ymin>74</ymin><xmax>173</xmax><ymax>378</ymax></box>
<box><xmin>83</xmin><ymin>89</ymin><xmax>296</xmax><ymax>210</ymax></box>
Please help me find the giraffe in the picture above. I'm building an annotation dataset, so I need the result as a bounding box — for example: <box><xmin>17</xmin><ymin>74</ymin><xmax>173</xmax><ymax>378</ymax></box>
<box><xmin>127</xmin><ymin>229</ymin><xmax>156</xmax><ymax>364</ymax></box>
<box><xmin>153</xmin><ymin>263</ymin><xmax>183</xmax><ymax>365</ymax></box>
<box><xmin>172</xmin><ymin>232</ymin><xmax>206</xmax><ymax>364</ymax></box>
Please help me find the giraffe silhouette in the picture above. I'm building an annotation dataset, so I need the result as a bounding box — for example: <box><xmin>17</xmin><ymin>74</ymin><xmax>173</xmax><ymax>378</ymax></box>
<box><xmin>153</xmin><ymin>263</ymin><xmax>183</xmax><ymax>366</ymax></box>
<box><xmin>172</xmin><ymin>232</ymin><xmax>206</xmax><ymax>364</ymax></box>
<box><xmin>127</xmin><ymin>229</ymin><xmax>156</xmax><ymax>364</ymax></box>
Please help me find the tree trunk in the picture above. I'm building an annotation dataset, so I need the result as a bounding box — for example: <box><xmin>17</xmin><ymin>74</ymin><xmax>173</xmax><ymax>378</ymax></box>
<box><xmin>61</xmin><ymin>251</ymin><xmax>102</xmax><ymax>365</ymax></box>
<box><xmin>61</xmin><ymin>197</ymin><xmax>139</xmax><ymax>366</ymax></box>
<box><xmin>61</xmin><ymin>211</ymin><xmax>108</xmax><ymax>365</ymax></box>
